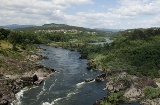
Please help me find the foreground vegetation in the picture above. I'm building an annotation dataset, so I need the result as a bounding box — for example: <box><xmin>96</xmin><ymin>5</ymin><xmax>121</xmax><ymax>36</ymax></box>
<box><xmin>1</xmin><ymin>24</ymin><xmax>160</xmax><ymax>104</ymax></box>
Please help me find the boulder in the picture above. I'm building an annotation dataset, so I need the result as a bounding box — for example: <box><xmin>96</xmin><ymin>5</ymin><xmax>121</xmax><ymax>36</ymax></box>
<box><xmin>124</xmin><ymin>87</ymin><xmax>142</xmax><ymax>101</ymax></box>
<box><xmin>34</xmin><ymin>80</ymin><xmax>43</xmax><ymax>85</ymax></box>
<box><xmin>0</xmin><ymin>74</ymin><xmax>3</xmax><ymax>79</ymax></box>
<box><xmin>86</xmin><ymin>66</ymin><xmax>92</xmax><ymax>70</ymax></box>
<box><xmin>95</xmin><ymin>77</ymin><xmax>104</xmax><ymax>82</ymax></box>
<box><xmin>85</xmin><ymin>78</ymin><xmax>94</xmax><ymax>82</ymax></box>
<box><xmin>0</xmin><ymin>94</ymin><xmax>2</xmax><ymax>98</ymax></box>
<box><xmin>32</xmin><ymin>74</ymin><xmax>38</xmax><ymax>83</ymax></box>
<box><xmin>95</xmin><ymin>73</ymin><xmax>106</xmax><ymax>82</ymax></box>
<box><xmin>50</xmin><ymin>68</ymin><xmax>57</xmax><ymax>72</ymax></box>
<box><xmin>79</xmin><ymin>55</ymin><xmax>87</xmax><ymax>59</ymax></box>
<box><xmin>115</xmin><ymin>79</ymin><xmax>131</xmax><ymax>91</ymax></box>
<box><xmin>147</xmin><ymin>79</ymin><xmax>158</xmax><ymax>88</ymax></box>
<box><xmin>93</xmin><ymin>100</ymin><xmax>101</xmax><ymax>105</ymax></box>
<box><xmin>0</xmin><ymin>99</ymin><xmax>8</xmax><ymax>105</ymax></box>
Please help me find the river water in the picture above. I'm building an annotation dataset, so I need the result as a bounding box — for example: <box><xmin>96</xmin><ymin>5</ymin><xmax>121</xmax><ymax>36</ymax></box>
<box><xmin>12</xmin><ymin>45</ymin><xmax>107</xmax><ymax>105</ymax></box>
<box><xmin>90</xmin><ymin>39</ymin><xmax>113</xmax><ymax>45</ymax></box>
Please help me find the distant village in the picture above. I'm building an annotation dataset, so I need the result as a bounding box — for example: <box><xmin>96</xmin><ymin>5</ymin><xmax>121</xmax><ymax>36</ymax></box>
<box><xmin>35</xmin><ymin>29</ymin><xmax>97</xmax><ymax>35</ymax></box>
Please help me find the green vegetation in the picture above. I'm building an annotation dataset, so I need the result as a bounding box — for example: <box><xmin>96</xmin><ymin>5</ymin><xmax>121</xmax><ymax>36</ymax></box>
<box><xmin>1</xmin><ymin>24</ymin><xmax>160</xmax><ymax>104</ymax></box>
<box><xmin>144</xmin><ymin>86</ymin><xmax>160</xmax><ymax>99</ymax></box>
<box><xmin>16</xmin><ymin>23</ymin><xmax>90</xmax><ymax>31</ymax></box>
<box><xmin>100</xmin><ymin>92</ymin><xmax>125</xmax><ymax>105</ymax></box>
<box><xmin>1</xmin><ymin>25</ymin><xmax>160</xmax><ymax>77</ymax></box>
<box><xmin>0</xmin><ymin>40</ymin><xmax>12</xmax><ymax>49</ymax></box>
<box><xmin>72</xmin><ymin>28</ymin><xmax>160</xmax><ymax>78</ymax></box>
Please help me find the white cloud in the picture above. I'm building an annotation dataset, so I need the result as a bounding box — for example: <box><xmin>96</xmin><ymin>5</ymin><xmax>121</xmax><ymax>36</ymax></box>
<box><xmin>0</xmin><ymin>0</ymin><xmax>160</xmax><ymax>29</ymax></box>
<box><xmin>53</xmin><ymin>0</ymin><xmax>93</xmax><ymax>5</ymax></box>
<box><xmin>114</xmin><ymin>0</ymin><xmax>160</xmax><ymax>17</ymax></box>
<box><xmin>0</xmin><ymin>0</ymin><xmax>93</xmax><ymax>25</ymax></box>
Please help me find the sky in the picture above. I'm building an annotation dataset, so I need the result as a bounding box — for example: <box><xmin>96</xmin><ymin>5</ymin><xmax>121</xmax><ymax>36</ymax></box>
<box><xmin>0</xmin><ymin>0</ymin><xmax>160</xmax><ymax>29</ymax></box>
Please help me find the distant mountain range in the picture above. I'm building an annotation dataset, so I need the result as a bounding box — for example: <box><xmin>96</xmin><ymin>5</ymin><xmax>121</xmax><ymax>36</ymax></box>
<box><xmin>0</xmin><ymin>24</ymin><xmax>35</xmax><ymax>29</ymax></box>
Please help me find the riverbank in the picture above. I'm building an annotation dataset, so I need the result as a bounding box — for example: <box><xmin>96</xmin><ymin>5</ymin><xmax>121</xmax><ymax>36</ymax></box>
<box><xmin>92</xmin><ymin>69</ymin><xmax>160</xmax><ymax>105</ymax></box>
<box><xmin>49</xmin><ymin>41</ymin><xmax>160</xmax><ymax>105</ymax></box>
<box><xmin>0</xmin><ymin>48</ymin><xmax>56</xmax><ymax>105</ymax></box>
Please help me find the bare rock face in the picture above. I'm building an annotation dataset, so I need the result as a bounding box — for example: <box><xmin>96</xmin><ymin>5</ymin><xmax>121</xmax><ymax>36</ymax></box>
<box><xmin>106</xmin><ymin>81</ymin><xmax>114</xmax><ymax>91</ymax></box>
<box><xmin>106</xmin><ymin>79</ymin><xmax>131</xmax><ymax>92</ymax></box>
<box><xmin>124</xmin><ymin>87</ymin><xmax>142</xmax><ymax>101</ymax></box>
<box><xmin>105</xmin><ymin>72</ymin><xmax>132</xmax><ymax>92</ymax></box>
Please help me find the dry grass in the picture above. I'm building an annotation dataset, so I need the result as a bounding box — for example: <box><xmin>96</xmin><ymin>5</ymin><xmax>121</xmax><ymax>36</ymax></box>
<box><xmin>0</xmin><ymin>40</ymin><xmax>12</xmax><ymax>49</ymax></box>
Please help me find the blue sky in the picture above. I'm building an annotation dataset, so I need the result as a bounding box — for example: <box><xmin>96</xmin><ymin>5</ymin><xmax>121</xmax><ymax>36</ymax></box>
<box><xmin>0</xmin><ymin>0</ymin><xmax>160</xmax><ymax>29</ymax></box>
<box><xmin>65</xmin><ymin>0</ymin><xmax>117</xmax><ymax>14</ymax></box>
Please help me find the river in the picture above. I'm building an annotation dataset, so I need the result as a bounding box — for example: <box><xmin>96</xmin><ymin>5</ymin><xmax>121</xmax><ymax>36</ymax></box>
<box><xmin>12</xmin><ymin>45</ymin><xmax>107</xmax><ymax>105</ymax></box>
<box><xmin>90</xmin><ymin>39</ymin><xmax>113</xmax><ymax>45</ymax></box>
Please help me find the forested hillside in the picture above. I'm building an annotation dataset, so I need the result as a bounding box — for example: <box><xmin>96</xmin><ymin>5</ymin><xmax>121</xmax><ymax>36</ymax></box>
<box><xmin>78</xmin><ymin>28</ymin><xmax>160</xmax><ymax>78</ymax></box>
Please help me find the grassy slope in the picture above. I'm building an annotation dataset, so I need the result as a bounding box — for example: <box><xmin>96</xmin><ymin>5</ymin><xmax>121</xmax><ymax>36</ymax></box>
<box><xmin>0</xmin><ymin>40</ymin><xmax>12</xmax><ymax>49</ymax></box>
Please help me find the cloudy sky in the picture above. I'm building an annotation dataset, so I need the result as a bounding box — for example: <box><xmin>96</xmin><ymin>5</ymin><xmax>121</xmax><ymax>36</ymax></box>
<box><xmin>0</xmin><ymin>0</ymin><xmax>160</xmax><ymax>29</ymax></box>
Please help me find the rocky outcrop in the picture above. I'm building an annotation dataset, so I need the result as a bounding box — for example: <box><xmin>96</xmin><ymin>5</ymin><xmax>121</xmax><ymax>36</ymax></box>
<box><xmin>86</xmin><ymin>66</ymin><xmax>92</xmax><ymax>70</ymax></box>
<box><xmin>106</xmin><ymin>79</ymin><xmax>131</xmax><ymax>92</ymax></box>
<box><xmin>141</xmin><ymin>98</ymin><xmax>160</xmax><ymax>105</ymax></box>
<box><xmin>0</xmin><ymin>45</ymin><xmax>58</xmax><ymax>105</ymax></box>
<box><xmin>124</xmin><ymin>87</ymin><xmax>143</xmax><ymax>101</ymax></box>
<box><xmin>86</xmin><ymin>61</ymin><xmax>97</xmax><ymax>70</ymax></box>
<box><xmin>79</xmin><ymin>54</ymin><xmax>87</xmax><ymax>59</ymax></box>
<box><xmin>103</xmin><ymin>71</ymin><xmax>160</xmax><ymax>104</ymax></box>
<box><xmin>0</xmin><ymin>59</ymin><xmax>56</xmax><ymax>105</ymax></box>
<box><xmin>95</xmin><ymin>73</ymin><xmax>106</xmax><ymax>82</ymax></box>
<box><xmin>93</xmin><ymin>100</ymin><xmax>101</xmax><ymax>105</ymax></box>
<box><xmin>21</xmin><ymin>74</ymin><xmax>38</xmax><ymax>85</ymax></box>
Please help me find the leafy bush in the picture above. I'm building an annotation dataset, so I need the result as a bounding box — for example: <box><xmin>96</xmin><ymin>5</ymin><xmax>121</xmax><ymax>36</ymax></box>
<box><xmin>108</xmin><ymin>92</ymin><xmax>124</xmax><ymax>104</ymax></box>
<box><xmin>144</xmin><ymin>86</ymin><xmax>160</xmax><ymax>99</ymax></box>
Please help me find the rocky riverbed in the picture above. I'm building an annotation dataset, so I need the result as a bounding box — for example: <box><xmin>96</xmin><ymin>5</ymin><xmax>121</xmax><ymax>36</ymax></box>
<box><xmin>0</xmin><ymin>50</ymin><xmax>55</xmax><ymax>105</ymax></box>
<box><xmin>92</xmin><ymin>70</ymin><xmax>160</xmax><ymax>105</ymax></box>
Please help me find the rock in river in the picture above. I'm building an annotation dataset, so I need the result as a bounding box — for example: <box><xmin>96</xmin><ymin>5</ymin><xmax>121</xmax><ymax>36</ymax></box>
<box><xmin>85</xmin><ymin>78</ymin><xmax>94</xmax><ymax>82</ymax></box>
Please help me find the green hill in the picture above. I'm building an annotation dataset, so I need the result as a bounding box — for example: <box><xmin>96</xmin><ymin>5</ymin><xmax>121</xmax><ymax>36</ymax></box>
<box><xmin>15</xmin><ymin>23</ymin><xmax>94</xmax><ymax>32</ymax></box>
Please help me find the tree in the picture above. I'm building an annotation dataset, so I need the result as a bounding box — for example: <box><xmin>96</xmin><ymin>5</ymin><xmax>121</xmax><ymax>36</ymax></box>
<box><xmin>0</xmin><ymin>32</ymin><xmax>5</xmax><ymax>40</ymax></box>
<box><xmin>0</xmin><ymin>28</ymin><xmax>10</xmax><ymax>39</ymax></box>
<box><xmin>131</xmin><ymin>29</ymin><xmax>145</xmax><ymax>40</ymax></box>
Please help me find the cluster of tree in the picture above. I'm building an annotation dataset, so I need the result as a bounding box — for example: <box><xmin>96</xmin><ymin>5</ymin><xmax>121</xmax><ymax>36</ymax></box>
<box><xmin>122</xmin><ymin>28</ymin><xmax>160</xmax><ymax>40</ymax></box>
<box><xmin>0</xmin><ymin>28</ymin><xmax>11</xmax><ymax>40</ymax></box>
<box><xmin>104</xmin><ymin>28</ymin><xmax>160</xmax><ymax>77</ymax></box>
<box><xmin>0</xmin><ymin>28</ymin><xmax>106</xmax><ymax>51</ymax></box>
<box><xmin>73</xmin><ymin>28</ymin><xmax>160</xmax><ymax>78</ymax></box>
<box><xmin>37</xmin><ymin>32</ymin><xmax>72</xmax><ymax>43</ymax></box>
<box><xmin>7</xmin><ymin>31</ymin><xmax>40</xmax><ymax>44</ymax></box>
<box><xmin>0</xmin><ymin>29</ymin><xmax>41</xmax><ymax>50</ymax></box>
